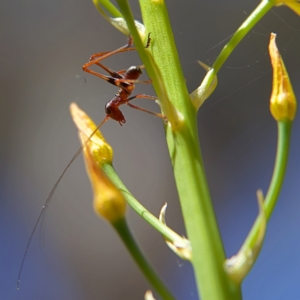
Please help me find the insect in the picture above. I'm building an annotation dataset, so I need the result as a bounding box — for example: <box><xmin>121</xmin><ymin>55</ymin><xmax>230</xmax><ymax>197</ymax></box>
<box><xmin>83</xmin><ymin>34</ymin><xmax>164</xmax><ymax>125</ymax></box>
<box><xmin>17</xmin><ymin>34</ymin><xmax>165</xmax><ymax>288</ymax></box>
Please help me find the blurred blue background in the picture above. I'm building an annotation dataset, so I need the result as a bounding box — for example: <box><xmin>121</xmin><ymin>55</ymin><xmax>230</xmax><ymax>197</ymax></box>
<box><xmin>1</xmin><ymin>0</ymin><xmax>300</xmax><ymax>299</ymax></box>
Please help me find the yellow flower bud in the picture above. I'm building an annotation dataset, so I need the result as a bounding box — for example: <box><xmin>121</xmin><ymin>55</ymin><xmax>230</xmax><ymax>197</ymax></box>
<box><xmin>70</xmin><ymin>103</ymin><xmax>126</xmax><ymax>222</ymax></box>
<box><xmin>82</xmin><ymin>142</ymin><xmax>126</xmax><ymax>222</ymax></box>
<box><xmin>70</xmin><ymin>102</ymin><xmax>113</xmax><ymax>164</ymax></box>
<box><xmin>269</xmin><ymin>33</ymin><xmax>297</xmax><ymax>121</ymax></box>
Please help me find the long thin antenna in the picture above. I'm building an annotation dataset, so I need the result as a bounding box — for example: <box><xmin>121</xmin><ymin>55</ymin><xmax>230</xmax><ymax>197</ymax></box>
<box><xmin>17</xmin><ymin>116</ymin><xmax>109</xmax><ymax>289</ymax></box>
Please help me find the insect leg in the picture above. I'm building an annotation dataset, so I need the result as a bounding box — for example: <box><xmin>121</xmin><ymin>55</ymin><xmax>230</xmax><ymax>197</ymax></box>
<box><xmin>124</xmin><ymin>93</ymin><xmax>164</xmax><ymax>119</ymax></box>
<box><xmin>83</xmin><ymin>33</ymin><xmax>151</xmax><ymax>79</ymax></box>
<box><xmin>126</xmin><ymin>102</ymin><xmax>164</xmax><ymax>119</ymax></box>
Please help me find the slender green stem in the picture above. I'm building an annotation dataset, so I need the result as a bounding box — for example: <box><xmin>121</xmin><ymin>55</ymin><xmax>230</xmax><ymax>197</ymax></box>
<box><xmin>242</xmin><ymin>120</ymin><xmax>292</xmax><ymax>251</ymax></box>
<box><xmin>93</xmin><ymin>0</ymin><xmax>122</xmax><ymax>18</ymax></box>
<box><xmin>113</xmin><ymin>218</ymin><xmax>175</xmax><ymax>300</ymax></box>
<box><xmin>212</xmin><ymin>0</ymin><xmax>274</xmax><ymax>73</ymax></box>
<box><xmin>264</xmin><ymin>121</ymin><xmax>292</xmax><ymax>219</ymax></box>
<box><xmin>115</xmin><ymin>0</ymin><xmax>178</xmax><ymax>127</ymax></box>
<box><xmin>201</xmin><ymin>0</ymin><xmax>275</xmax><ymax>98</ymax></box>
<box><xmin>115</xmin><ymin>0</ymin><xmax>160</xmax><ymax>86</ymax></box>
<box><xmin>102</xmin><ymin>163</ymin><xmax>188</xmax><ymax>248</ymax></box>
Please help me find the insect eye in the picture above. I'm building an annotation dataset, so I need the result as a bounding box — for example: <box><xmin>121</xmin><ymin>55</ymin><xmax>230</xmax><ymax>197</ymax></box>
<box><xmin>105</xmin><ymin>105</ymin><xmax>111</xmax><ymax>115</ymax></box>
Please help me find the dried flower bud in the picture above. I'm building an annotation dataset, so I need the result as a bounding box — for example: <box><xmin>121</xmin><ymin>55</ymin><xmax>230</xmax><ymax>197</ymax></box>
<box><xmin>159</xmin><ymin>203</ymin><xmax>192</xmax><ymax>261</ymax></box>
<box><xmin>269</xmin><ymin>33</ymin><xmax>297</xmax><ymax>121</ymax></box>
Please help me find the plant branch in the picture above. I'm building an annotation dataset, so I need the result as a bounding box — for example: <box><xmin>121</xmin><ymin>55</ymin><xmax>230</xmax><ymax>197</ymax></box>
<box><xmin>113</xmin><ymin>218</ymin><xmax>175</xmax><ymax>300</ymax></box>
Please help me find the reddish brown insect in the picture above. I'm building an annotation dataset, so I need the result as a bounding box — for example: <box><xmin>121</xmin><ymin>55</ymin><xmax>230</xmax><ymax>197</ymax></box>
<box><xmin>83</xmin><ymin>33</ymin><xmax>163</xmax><ymax>125</ymax></box>
<box><xmin>17</xmin><ymin>34</ymin><xmax>164</xmax><ymax>288</ymax></box>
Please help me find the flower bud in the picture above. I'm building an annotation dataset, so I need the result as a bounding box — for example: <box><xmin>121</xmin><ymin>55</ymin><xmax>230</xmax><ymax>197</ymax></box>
<box><xmin>269</xmin><ymin>33</ymin><xmax>297</xmax><ymax>121</ymax></box>
<box><xmin>82</xmin><ymin>143</ymin><xmax>126</xmax><ymax>222</ymax></box>
<box><xmin>70</xmin><ymin>103</ymin><xmax>126</xmax><ymax>222</ymax></box>
<box><xmin>70</xmin><ymin>103</ymin><xmax>113</xmax><ymax>164</ymax></box>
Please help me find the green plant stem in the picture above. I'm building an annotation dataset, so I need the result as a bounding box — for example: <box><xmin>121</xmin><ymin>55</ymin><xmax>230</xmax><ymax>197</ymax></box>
<box><xmin>213</xmin><ymin>0</ymin><xmax>274</xmax><ymax>73</ymax></box>
<box><xmin>102</xmin><ymin>163</ymin><xmax>187</xmax><ymax>248</ymax></box>
<box><xmin>242</xmin><ymin>120</ymin><xmax>292</xmax><ymax>251</ymax></box>
<box><xmin>115</xmin><ymin>0</ymin><xmax>178</xmax><ymax>127</ymax></box>
<box><xmin>113</xmin><ymin>218</ymin><xmax>175</xmax><ymax>300</ymax></box>
<box><xmin>264</xmin><ymin>121</ymin><xmax>292</xmax><ymax>219</ymax></box>
<box><xmin>201</xmin><ymin>0</ymin><xmax>275</xmax><ymax>95</ymax></box>
<box><xmin>117</xmin><ymin>0</ymin><xmax>242</xmax><ymax>299</ymax></box>
<box><xmin>98</xmin><ymin>0</ymin><xmax>284</xmax><ymax>298</ymax></box>
<box><xmin>93</xmin><ymin>0</ymin><xmax>122</xmax><ymax>18</ymax></box>
<box><xmin>169</xmin><ymin>122</ymin><xmax>242</xmax><ymax>300</ymax></box>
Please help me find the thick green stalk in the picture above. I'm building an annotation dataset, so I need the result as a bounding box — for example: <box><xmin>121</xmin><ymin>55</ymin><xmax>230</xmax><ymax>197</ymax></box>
<box><xmin>169</xmin><ymin>119</ymin><xmax>241</xmax><ymax>300</ymax></box>
<box><xmin>117</xmin><ymin>0</ymin><xmax>241</xmax><ymax>299</ymax></box>
<box><xmin>113</xmin><ymin>218</ymin><xmax>175</xmax><ymax>300</ymax></box>
<box><xmin>97</xmin><ymin>0</ymin><xmax>287</xmax><ymax>298</ymax></box>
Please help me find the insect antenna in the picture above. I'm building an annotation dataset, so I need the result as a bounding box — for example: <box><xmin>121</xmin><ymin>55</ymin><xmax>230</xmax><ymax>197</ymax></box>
<box><xmin>17</xmin><ymin>115</ymin><xmax>109</xmax><ymax>289</ymax></box>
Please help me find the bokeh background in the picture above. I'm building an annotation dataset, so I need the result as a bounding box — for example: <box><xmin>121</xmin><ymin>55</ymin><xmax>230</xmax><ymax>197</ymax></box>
<box><xmin>1</xmin><ymin>0</ymin><xmax>300</xmax><ymax>299</ymax></box>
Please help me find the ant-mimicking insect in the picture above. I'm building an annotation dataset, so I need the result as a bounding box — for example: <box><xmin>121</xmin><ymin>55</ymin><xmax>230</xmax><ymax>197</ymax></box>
<box><xmin>83</xmin><ymin>33</ymin><xmax>163</xmax><ymax>125</ymax></box>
